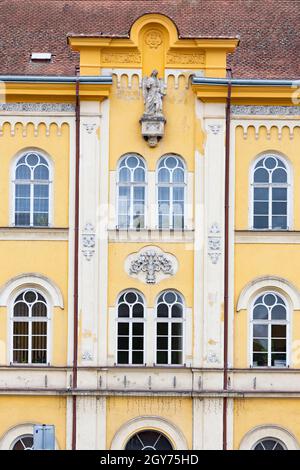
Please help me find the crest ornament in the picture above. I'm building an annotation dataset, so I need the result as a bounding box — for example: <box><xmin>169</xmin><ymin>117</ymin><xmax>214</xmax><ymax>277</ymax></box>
<box><xmin>145</xmin><ymin>30</ymin><xmax>163</xmax><ymax>49</ymax></box>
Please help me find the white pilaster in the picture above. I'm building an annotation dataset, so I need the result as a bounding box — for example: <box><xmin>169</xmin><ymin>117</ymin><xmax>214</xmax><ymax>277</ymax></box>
<box><xmin>76</xmin><ymin>396</ymin><xmax>107</xmax><ymax>449</ymax></box>
<box><xmin>202</xmin><ymin>103</ymin><xmax>226</xmax><ymax>367</ymax></box>
<box><xmin>78</xmin><ymin>101</ymin><xmax>102</xmax><ymax>366</ymax></box>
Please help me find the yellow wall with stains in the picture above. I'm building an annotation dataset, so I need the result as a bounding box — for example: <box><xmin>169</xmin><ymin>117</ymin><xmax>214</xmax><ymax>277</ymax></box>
<box><xmin>234</xmin><ymin>398</ymin><xmax>300</xmax><ymax>449</ymax></box>
<box><xmin>106</xmin><ymin>396</ymin><xmax>192</xmax><ymax>449</ymax></box>
<box><xmin>0</xmin><ymin>396</ymin><xmax>66</xmax><ymax>449</ymax></box>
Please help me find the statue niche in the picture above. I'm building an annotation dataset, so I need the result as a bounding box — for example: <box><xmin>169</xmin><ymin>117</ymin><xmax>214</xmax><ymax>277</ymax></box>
<box><xmin>140</xmin><ymin>69</ymin><xmax>166</xmax><ymax>147</ymax></box>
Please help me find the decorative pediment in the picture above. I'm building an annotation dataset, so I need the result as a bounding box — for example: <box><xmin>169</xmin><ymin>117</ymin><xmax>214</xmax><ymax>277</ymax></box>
<box><xmin>125</xmin><ymin>246</ymin><xmax>178</xmax><ymax>284</ymax></box>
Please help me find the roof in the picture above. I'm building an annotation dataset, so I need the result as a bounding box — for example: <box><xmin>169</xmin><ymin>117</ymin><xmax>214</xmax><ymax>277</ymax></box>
<box><xmin>0</xmin><ymin>0</ymin><xmax>299</xmax><ymax>79</ymax></box>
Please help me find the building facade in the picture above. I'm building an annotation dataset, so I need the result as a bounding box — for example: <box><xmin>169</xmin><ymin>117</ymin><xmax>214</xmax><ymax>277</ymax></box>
<box><xmin>0</xmin><ymin>4</ymin><xmax>300</xmax><ymax>450</ymax></box>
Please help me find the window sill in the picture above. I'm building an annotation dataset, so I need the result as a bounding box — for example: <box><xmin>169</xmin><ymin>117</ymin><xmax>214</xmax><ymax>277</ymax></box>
<box><xmin>108</xmin><ymin>228</ymin><xmax>194</xmax><ymax>242</ymax></box>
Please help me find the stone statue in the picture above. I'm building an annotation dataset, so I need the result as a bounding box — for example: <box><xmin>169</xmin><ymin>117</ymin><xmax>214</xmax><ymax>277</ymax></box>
<box><xmin>142</xmin><ymin>69</ymin><xmax>165</xmax><ymax>116</ymax></box>
<box><xmin>140</xmin><ymin>69</ymin><xmax>166</xmax><ymax>147</ymax></box>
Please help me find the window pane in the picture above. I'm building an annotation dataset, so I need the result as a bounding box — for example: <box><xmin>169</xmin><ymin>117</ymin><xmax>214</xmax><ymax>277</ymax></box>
<box><xmin>15</xmin><ymin>198</ymin><xmax>30</xmax><ymax>212</ymax></box>
<box><xmin>16</xmin><ymin>165</ymin><xmax>31</xmax><ymax>180</ymax></box>
<box><xmin>156</xmin><ymin>351</ymin><xmax>168</xmax><ymax>364</ymax></box>
<box><xmin>271</xmin><ymin>353</ymin><xmax>286</xmax><ymax>367</ymax></box>
<box><xmin>132</xmin><ymin>337</ymin><xmax>143</xmax><ymax>350</ymax></box>
<box><xmin>252</xmin><ymin>353</ymin><xmax>268</xmax><ymax>367</ymax></box>
<box><xmin>271</xmin><ymin>304</ymin><xmax>286</xmax><ymax>320</ymax></box>
<box><xmin>33</xmin><ymin>213</ymin><xmax>48</xmax><ymax>226</ymax></box>
<box><xmin>253</xmin><ymin>304</ymin><xmax>268</xmax><ymax>320</ymax></box>
<box><xmin>132</xmin><ymin>351</ymin><xmax>143</xmax><ymax>364</ymax></box>
<box><xmin>117</xmin><ymin>351</ymin><xmax>129</xmax><ymax>364</ymax></box>
<box><xmin>253</xmin><ymin>339</ymin><xmax>268</xmax><ymax>352</ymax></box>
<box><xmin>13</xmin><ymin>335</ymin><xmax>28</xmax><ymax>349</ymax></box>
<box><xmin>132</xmin><ymin>303</ymin><xmax>144</xmax><ymax>318</ymax></box>
<box><xmin>171</xmin><ymin>351</ymin><xmax>182</xmax><ymax>364</ymax></box>
<box><xmin>157</xmin><ymin>323</ymin><xmax>168</xmax><ymax>335</ymax></box>
<box><xmin>158</xmin><ymin>168</ymin><xmax>170</xmax><ymax>183</ymax></box>
<box><xmin>32</xmin><ymin>302</ymin><xmax>47</xmax><ymax>317</ymax></box>
<box><xmin>253</xmin><ymin>216</ymin><xmax>268</xmax><ymax>229</ymax></box>
<box><xmin>171</xmin><ymin>337</ymin><xmax>182</xmax><ymax>350</ymax></box>
<box><xmin>271</xmin><ymin>338</ymin><xmax>286</xmax><ymax>352</ymax></box>
<box><xmin>13</xmin><ymin>350</ymin><xmax>28</xmax><ymax>363</ymax></box>
<box><xmin>118</xmin><ymin>323</ymin><xmax>129</xmax><ymax>335</ymax></box>
<box><xmin>14</xmin><ymin>303</ymin><xmax>29</xmax><ymax>317</ymax></box>
<box><xmin>132</xmin><ymin>323</ymin><xmax>143</xmax><ymax>335</ymax></box>
<box><xmin>158</xmin><ymin>187</ymin><xmax>169</xmax><ymax>201</ymax></box>
<box><xmin>171</xmin><ymin>304</ymin><xmax>183</xmax><ymax>318</ymax></box>
<box><xmin>118</xmin><ymin>304</ymin><xmax>129</xmax><ymax>317</ymax></box>
<box><xmin>32</xmin><ymin>350</ymin><xmax>47</xmax><ymax>364</ymax></box>
<box><xmin>34</xmin><ymin>184</ymin><xmax>49</xmax><ymax>197</ymax></box>
<box><xmin>254</xmin><ymin>202</ymin><xmax>268</xmax><ymax>215</ymax></box>
<box><xmin>272</xmin><ymin>168</ymin><xmax>287</xmax><ymax>183</ymax></box>
<box><xmin>34</xmin><ymin>165</ymin><xmax>49</xmax><ymax>180</ymax></box>
<box><xmin>118</xmin><ymin>337</ymin><xmax>129</xmax><ymax>349</ymax></box>
<box><xmin>32</xmin><ymin>335</ymin><xmax>47</xmax><ymax>349</ymax></box>
<box><xmin>13</xmin><ymin>321</ymin><xmax>28</xmax><ymax>334</ymax></box>
<box><xmin>272</xmin><ymin>188</ymin><xmax>287</xmax><ymax>201</ymax></box>
<box><xmin>34</xmin><ymin>199</ymin><xmax>49</xmax><ymax>212</ymax></box>
<box><xmin>253</xmin><ymin>324</ymin><xmax>268</xmax><ymax>337</ymax></box>
<box><xmin>173</xmin><ymin>168</ymin><xmax>184</xmax><ymax>183</ymax></box>
<box><xmin>15</xmin><ymin>213</ymin><xmax>30</xmax><ymax>226</ymax></box>
<box><xmin>172</xmin><ymin>323</ymin><xmax>182</xmax><ymax>335</ymax></box>
<box><xmin>254</xmin><ymin>188</ymin><xmax>268</xmax><ymax>200</ymax></box>
<box><xmin>272</xmin><ymin>202</ymin><xmax>287</xmax><ymax>215</ymax></box>
<box><xmin>173</xmin><ymin>187</ymin><xmax>184</xmax><ymax>201</ymax></box>
<box><xmin>32</xmin><ymin>322</ymin><xmax>47</xmax><ymax>335</ymax></box>
<box><xmin>157</xmin><ymin>304</ymin><xmax>168</xmax><ymax>317</ymax></box>
<box><xmin>271</xmin><ymin>325</ymin><xmax>286</xmax><ymax>337</ymax></box>
<box><xmin>16</xmin><ymin>184</ymin><xmax>30</xmax><ymax>197</ymax></box>
<box><xmin>272</xmin><ymin>216</ymin><xmax>287</xmax><ymax>230</ymax></box>
<box><xmin>134</xmin><ymin>168</ymin><xmax>145</xmax><ymax>182</ymax></box>
<box><xmin>254</xmin><ymin>168</ymin><xmax>269</xmax><ymax>183</ymax></box>
<box><xmin>157</xmin><ymin>337</ymin><xmax>168</xmax><ymax>350</ymax></box>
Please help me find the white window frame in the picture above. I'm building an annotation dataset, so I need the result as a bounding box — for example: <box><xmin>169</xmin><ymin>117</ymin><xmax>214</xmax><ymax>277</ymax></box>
<box><xmin>116</xmin><ymin>290</ymin><xmax>146</xmax><ymax>366</ymax></box>
<box><xmin>10</xmin><ymin>149</ymin><xmax>53</xmax><ymax>227</ymax></box>
<box><xmin>116</xmin><ymin>153</ymin><xmax>147</xmax><ymax>230</ymax></box>
<box><xmin>250</xmin><ymin>291</ymin><xmax>289</xmax><ymax>368</ymax></box>
<box><xmin>155</xmin><ymin>290</ymin><xmax>185</xmax><ymax>366</ymax></box>
<box><xmin>156</xmin><ymin>154</ymin><xmax>187</xmax><ymax>230</ymax></box>
<box><xmin>9</xmin><ymin>287</ymin><xmax>51</xmax><ymax>366</ymax></box>
<box><xmin>249</xmin><ymin>152</ymin><xmax>292</xmax><ymax>231</ymax></box>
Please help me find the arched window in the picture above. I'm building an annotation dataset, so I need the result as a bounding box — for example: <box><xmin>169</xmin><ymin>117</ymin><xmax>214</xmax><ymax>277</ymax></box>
<box><xmin>14</xmin><ymin>151</ymin><xmax>51</xmax><ymax>227</ymax></box>
<box><xmin>117</xmin><ymin>291</ymin><xmax>145</xmax><ymax>365</ymax></box>
<box><xmin>11</xmin><ymin>435</ymin><xmax>33</xmax><ymax>450</ymax></box>
<box><xmin>252</xmin><ymin>154</ymin><xmax>289</xmax><ymax>230</ymax></box>
<box><xmin>253</xmin><ymin>438</ymin><xmax>286</xmax><ymax>450</ymax></box>
<box><xmin>11</xmin><ymin>290</ymin><xmax>49</xmax><ymax>365</ymax></box>
<box><xmin>125</xmin><ymin>430</ymin><xmax>173</xmax><ymax>450</ymax></box>
<box><xmin>156</xmin><ymin>290</ymin><xmax>184</xmax><ymax>365</ymax></box>
<box><xmin>251</xmin><ymin>292</ymin><xmax>288</xmax><ymax>368</ymax></box>
<box><xmin>157</xmin><ymin>155</ymin><xmax>185</xmax><ymax>229</ymax></box>
<box><xmin>117</xmin><ymin>154</ymin><xmax>146</xmax><ymax>229</ymax></box>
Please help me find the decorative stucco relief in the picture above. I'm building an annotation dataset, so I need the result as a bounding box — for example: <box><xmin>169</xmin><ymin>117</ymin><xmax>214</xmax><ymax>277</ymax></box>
<box><xmin>208</xmin><ymin>223</ymin><xmax>222</xmax><ymax>265</ymax></box>
<box><xmin>125</xmin><ymin>246</ymin><xmax>178</xmax><ymax>284</ymax></box>
<box><xmin>82</xmin><ymin>223</ymin><xmax>96</xmax><ymax>261</ymax></box>
<box><xmin>232</xmin><ymin>105</ymin><xmax>300</xmax><ymax>116</ymax></box>
<box><xmin>0</xmin><ymin>102</ymin><xmax>75</xmax><ymax>112</ymax></box>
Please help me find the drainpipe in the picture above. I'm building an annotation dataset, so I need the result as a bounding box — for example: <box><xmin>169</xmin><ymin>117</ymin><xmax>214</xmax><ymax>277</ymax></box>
<box><xmin>72</xmin><ymin>66</ymin><xmax>80</xmax><ymax>450</ymax></box>
<box><xmin>223</xmin><ymin>67</ymin><xmax>232</xmax><ymax>451</ymax></box>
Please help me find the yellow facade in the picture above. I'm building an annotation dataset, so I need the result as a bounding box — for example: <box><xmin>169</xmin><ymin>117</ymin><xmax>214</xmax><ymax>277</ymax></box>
<box><xmin>0</xmin><ymin>13</ymin><xmax>299</xmax><ymax>451</ymax></box>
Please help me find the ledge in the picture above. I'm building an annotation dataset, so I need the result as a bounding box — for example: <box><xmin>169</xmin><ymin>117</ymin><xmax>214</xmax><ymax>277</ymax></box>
<box><xmin>0</xmin><ymin>227</ymin><xmax>69</xmax><ymax>241</ymax></box>
<box><xmin>235</xmin><ymin>230</ymin><xmax>300</xmax><ymax>244</ymax></box>
<box><xmin>108</xmin><ymin>229</ymin><xmax>194</xmax><ymax>243</ymax></box>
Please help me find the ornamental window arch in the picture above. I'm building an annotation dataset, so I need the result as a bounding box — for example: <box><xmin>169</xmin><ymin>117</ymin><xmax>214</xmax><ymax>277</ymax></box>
<box><xmin>11</xmin><ymin>148</ymin><xmax>54</xmax><ymax>227</ymax></box>
<box><xmin>250</xmin><ymin>151</ymin><xmax>292</xmax><ymax>230</ymax></box>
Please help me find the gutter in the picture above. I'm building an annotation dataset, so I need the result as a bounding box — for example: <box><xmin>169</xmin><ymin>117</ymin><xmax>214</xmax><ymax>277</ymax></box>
<box><xmin>0</xmin><ymin>75</ymin><xmax>112</xmax><ymax>84</ymax></box>
<box><xmin>223</xmin><ymin>69</ymin><xmax>232</xmax><ymax>451</ymax></box>
<box><xmin>192</xmin><ymin>77</ymin><xmax>300</xmax><ymax>87</ymax></box>
<box><xmin>72</xmin><ymin>68</ymin><xmax>81</xmax><ymax>451</ymax></box>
